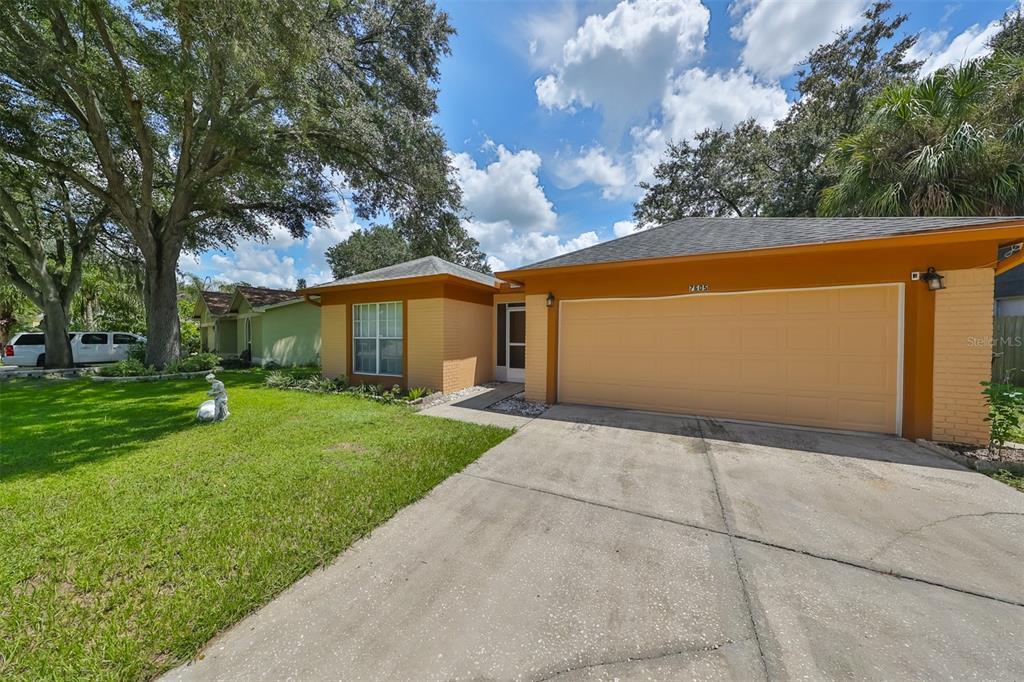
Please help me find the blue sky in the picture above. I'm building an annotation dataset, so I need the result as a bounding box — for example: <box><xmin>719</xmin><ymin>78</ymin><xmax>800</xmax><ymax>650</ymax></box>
<box><xmin>183</xmin><ymin>0</ymin><xmax>1020</xmax><ymax>287</ymax></box>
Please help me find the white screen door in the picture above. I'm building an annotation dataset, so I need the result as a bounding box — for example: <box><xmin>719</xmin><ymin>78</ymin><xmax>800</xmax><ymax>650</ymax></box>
<box><xmin>507</xmin><ymin>306</ymin><xmax>526</xmax><ymax>382</ymax></box>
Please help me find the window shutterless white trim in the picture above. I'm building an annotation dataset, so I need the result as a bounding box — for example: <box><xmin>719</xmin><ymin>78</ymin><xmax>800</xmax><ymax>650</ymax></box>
<box><xmin>352</xmin><ymin>301</ymin><xmax>403</xmax><ymax>377</ymax></box>
<box><xmin>557</xmin><ymin>282</ymin><xmax>905</xmax><ymax>437</ymax></box>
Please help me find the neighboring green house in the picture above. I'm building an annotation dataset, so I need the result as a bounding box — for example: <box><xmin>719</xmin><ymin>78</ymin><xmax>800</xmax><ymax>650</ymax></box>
<box><xmin>193</xmin><ymin>286</ymin><xmax>321</xmax><ymax>366</ymax></box>
<box><xmin>194</xmin><ymin>291</ymin><xmax>236</xmax><ymax>354</ymax></box>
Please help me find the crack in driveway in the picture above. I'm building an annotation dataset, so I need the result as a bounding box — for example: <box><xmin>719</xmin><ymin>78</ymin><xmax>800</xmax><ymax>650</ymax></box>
<box><xmin>866</xmin><ymin>511</ymin><xmax>1024</xmax><ymax>561</ymax></box>
<box><xmin>530</xmin><ymin>636</ymin><xmax>753</xmax><ymax>681</ymax></box>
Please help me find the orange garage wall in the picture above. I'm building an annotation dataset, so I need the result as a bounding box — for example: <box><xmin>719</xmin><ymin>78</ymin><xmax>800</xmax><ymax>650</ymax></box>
<box><xmin>506</xmin><ymin>238</ymin><xmax>1005</xmax><ymax>444</ymax></box>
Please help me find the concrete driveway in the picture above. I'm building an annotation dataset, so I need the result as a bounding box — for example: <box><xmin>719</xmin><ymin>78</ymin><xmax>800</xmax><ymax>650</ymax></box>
<box><xmin>166</xmin><ymin>404</ymin><xmax>1024</xmax><ymax>681</ymax></box>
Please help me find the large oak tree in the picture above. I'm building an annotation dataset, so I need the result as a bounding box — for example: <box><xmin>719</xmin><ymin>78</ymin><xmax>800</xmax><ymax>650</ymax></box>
<box><xmin>634</xmin><ymin>1</ymin><xmax>920</xmax><ymax>226</ymax></box>
<box><xmin>0</xmin><ymin>160</ymin><xmax>109</xmax><ymax>367</ymax></box>
<box><xmin>0</xmin><ymin>0</ymin><xmax>472</xmax><ymax>367</ymax></box>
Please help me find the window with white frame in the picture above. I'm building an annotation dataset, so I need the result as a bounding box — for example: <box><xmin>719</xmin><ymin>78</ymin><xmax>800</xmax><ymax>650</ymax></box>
<box><xmin>353</xmin><ymin>302</ymin><xmax>403</xmax><ymax>376</ymax></box>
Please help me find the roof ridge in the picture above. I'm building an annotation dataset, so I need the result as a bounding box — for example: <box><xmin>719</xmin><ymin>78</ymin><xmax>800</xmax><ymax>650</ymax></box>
<box><xmin>237</xmin><ymin>285</ymin><xmax>296</xmax><ymax>292</ymax></box>
<box><xmin>507</xmin><ymin>215</ymin><xmax>1024</xmax><ymax>272</ymax></box>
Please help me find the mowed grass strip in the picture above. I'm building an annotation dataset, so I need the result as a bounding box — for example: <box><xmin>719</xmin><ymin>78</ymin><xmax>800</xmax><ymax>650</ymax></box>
<box><xmin>0</xmin><ymin>371</ymin><xmax>511</xmax><ymax>679</ymax></box>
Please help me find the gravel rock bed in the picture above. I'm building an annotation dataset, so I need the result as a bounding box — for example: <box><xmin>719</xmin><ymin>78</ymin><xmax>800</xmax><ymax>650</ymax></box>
<box><xmin>943</xmin><ymin>441</ymin><xmax>1024</xmax><ymax>465</ymax></box>
<box><xmin>489</xmin><ymin>393</ymin><xmax>547</xmax><ymax>417</ymax></box>
<box><xmin>416</xmin><ymin>384</ymin><xmax>497</xmax><ymax>410</ymax></box>
<box><xmin>919</xmin><ymin>439</ymin><xmax>1024</xmax><ymax>475</ymax></box>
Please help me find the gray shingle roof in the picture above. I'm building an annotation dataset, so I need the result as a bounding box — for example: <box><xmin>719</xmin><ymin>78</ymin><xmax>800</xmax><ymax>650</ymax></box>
<box><xmin>310</xmin><ymin>256</ymin><xmax>499</xmax><ymax>289</ymax></box>
<box><xmin>509</xmin><ymin>217</ymin><xmax>1024</xmax><ymax>272</ymax></box>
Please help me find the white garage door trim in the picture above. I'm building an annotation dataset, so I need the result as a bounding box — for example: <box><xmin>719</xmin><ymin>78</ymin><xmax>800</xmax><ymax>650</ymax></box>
<box><xmin>557</xmin><ymin>283</ymin><xmax>905</xmax><ymax>436</ymax></box>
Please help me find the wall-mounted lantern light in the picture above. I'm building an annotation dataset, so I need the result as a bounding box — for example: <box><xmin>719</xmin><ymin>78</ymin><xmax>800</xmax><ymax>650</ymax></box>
<box><xmin>921</xmin><ymin>267</ymin><xmax>946</xmax><ymax>291</ymax></box>
<box><xmin>546</xmin><ymin>292</ymin><xmax>555</xmax><ymax>308</ymax></box>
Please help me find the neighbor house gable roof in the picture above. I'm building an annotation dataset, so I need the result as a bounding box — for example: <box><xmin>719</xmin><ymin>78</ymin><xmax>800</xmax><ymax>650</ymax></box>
<box><xmin>504</xmin><ymin>217</ymin><xmax>1024</xmax><ymax>274</ymax></box>
<box><xmin>195</xmin><ymin>290</ymin><xmax>233</xmax><ymax>318</ymax></box>
<box><xmin>229</xmin><ymin>286</ymin><xmax>301</xmax><ymax>313</ymax></box>
<box><xmin>304</xmin><ymin>256</ymin><xmax>500</xmax><ymax>292</ymax></box>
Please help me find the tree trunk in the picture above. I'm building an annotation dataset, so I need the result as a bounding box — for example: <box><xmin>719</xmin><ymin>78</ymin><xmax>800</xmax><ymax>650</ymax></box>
<box><xmin>84</xmin><ymin>299</ymin><xmax>95</xmax><ymax>330</ymax></box>
<box><xmin>41</xmin><ymin>298</ymin><xmax>74</xmax><ymax>368</ymax></box>
<box><xmin>0</xmin><ymin>308</ymin><xmax>14</xmax><ymax>346</ymax></box>
<box><xmin>143</xmin><ymin>247</ymin><xmax>181</xmax><ymax>369</ymax></box>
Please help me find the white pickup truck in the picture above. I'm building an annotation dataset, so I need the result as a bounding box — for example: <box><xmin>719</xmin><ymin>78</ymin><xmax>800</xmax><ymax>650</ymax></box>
<box><xmin>3</xmin><ymin>331</ymin><xmax>146</xmax><ymax>367</ymax></box>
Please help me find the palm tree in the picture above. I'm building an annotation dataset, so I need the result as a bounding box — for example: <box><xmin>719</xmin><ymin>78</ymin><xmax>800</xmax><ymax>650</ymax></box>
<box><xmin>819</xmin><ymin>55</ymin><xmax>1024</xmax><ymax>216</ymax></box>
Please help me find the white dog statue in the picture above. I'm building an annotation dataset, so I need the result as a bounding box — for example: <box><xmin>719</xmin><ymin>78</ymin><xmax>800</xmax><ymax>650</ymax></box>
<box><xmin>197</xmin><ymin>373</ymin><xmax>230</xmax><ymax>422</ymax></box>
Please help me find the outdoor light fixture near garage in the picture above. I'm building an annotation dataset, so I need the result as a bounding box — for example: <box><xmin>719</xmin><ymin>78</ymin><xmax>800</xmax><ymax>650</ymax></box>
<box><xmin>921</xmin><ymin>267</ymin><xmax>946</xmax><ymax>291</ymax></box>
<box><xmin>546</xmin><ymin>292</ymin><xmax>555</xmax><ymax>307</ymax></box>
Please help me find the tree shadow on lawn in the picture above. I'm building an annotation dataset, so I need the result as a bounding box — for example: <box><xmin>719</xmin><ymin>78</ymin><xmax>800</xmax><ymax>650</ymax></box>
<box><xmin>0</xmin><ymin>373</ymin><xmax>268</xmax><ymax>481</ymax></box>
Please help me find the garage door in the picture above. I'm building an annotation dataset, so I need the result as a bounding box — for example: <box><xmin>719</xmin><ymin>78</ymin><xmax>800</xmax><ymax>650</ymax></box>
<box><xmin>558</xmin><ymin>285</ymin><xmax>902</xmax><ymax>434</ymax></box>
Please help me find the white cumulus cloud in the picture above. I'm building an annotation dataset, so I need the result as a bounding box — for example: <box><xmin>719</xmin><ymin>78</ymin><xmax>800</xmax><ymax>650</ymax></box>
<box><xmin>730</xmin><ymin>0</ymin><xmax>867</xmax><ymax>78</ymax></box>
<box><xmin>201</xmin><ymin>198</ymin><xmax>362</xmax><ymax>289</ymax></box>
<box><xmin>612</xmin><ymin>220</ymin><xmax>638</xmax><ymax>238</ymax></box>
<box><xmin>552</xmin><ymin>146</ymin><xmax>631</xmax><ymax>199</ymax></box>
<box><xmin>522</xmin><ymin>1</ymin><xmax>580</xmax><ymax>69</ymax></box>
<box><xmin>554</xmin><ymin>68</ymin><xmax>789</xmax><ymax>200</ymax></box>
<box><xmin>908</xmin><ymin>17</ymin><xmax>1005</xmax><ymax>76</ymax></box>
<box><xmin>657</xmin><ymin>67</ymin><xmax>790</xmax><ymax>144</ymax></box>
<box><xmin>210</xmin><ymin>243</ymin><xmax>299</xmax><ymax>290</ymax></box>
<box><xmin>451</xmin><ymin>143</ymin><xmax>601</xmax><ymax>270</ymax></box>
<box><xmin>535</xmin><ymin>0</ymin><xmax>710</xmax><ymax>132</ymax></box>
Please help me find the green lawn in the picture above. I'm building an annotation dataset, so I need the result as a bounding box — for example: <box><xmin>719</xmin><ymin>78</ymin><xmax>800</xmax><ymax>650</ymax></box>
<box><xmin>0</xmin><ymin>372</ymin><xmax>510</xmax><ymax>679</ymax></box>
<box><xmin>991</xmin><ymin>469</ymin><xmax>1024</xmax><ymax>493</ymax></box>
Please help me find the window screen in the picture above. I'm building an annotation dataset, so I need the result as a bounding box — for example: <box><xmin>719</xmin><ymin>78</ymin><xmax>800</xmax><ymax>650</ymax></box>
<box><xmin>352</xmin><ymin>302</ymin><xmax>403</xmax><ymax>376</ymax></box>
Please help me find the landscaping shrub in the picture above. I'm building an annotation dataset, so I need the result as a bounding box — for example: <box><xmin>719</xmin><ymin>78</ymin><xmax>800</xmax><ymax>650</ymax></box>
<box><xmin>126</xmin><ymin>342</ymin><xmax>147</xmax><ymax>363</ymax></box>
<box><xmin>99</xmin><ymin>353</ymin><xmax>216</xmax><ymax>378</ymax></box>
<box><xmin>981</xmin><ymin>380</ymin><xmax>1024</xmax><ymax>451</ymax></box>
<box><xmin>264</xmin><ymin>372</ymin><xmax>423</xmax><ymax>404</ymax></box>
<box><xmin>179</xmin><ymin>319</ymin><xmax>201</xmax><ymax>355</ymax></box>
<box><xmin>265</xmin><ymin>370</ymin><xmax>346</xmax><ymax>393</ymax></box>
<box><xmin>98</xmin><ymin>359</ymin><xmax>157</xmax><ymax>377</ymax></box>
<box><xmin>178</xmin><ymin>352</ymin><xmax>219</xmax><ymax>372</ymax></box>
<box><xmin>406</xmin><ymin>387</ymin><xmax>431</xmax><ymax>401</ymax></box>
<box><xmin>265</xmin><ymin>370</ymin><xmax>300</xmax><ymax>389</ymax></box>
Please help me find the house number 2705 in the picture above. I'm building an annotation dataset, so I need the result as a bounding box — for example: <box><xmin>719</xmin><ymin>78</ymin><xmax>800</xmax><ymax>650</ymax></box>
<box><xmin>689</xmin><ymin>283</ymin><xmax>710</xmax><ymax>293</ymax></box>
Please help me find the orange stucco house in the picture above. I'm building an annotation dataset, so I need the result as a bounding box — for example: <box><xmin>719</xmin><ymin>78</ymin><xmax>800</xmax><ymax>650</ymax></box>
<box><xmin>302</xmin><ymin>217</ymin><xmax>1024</xmax><ymax>445</ymax></box>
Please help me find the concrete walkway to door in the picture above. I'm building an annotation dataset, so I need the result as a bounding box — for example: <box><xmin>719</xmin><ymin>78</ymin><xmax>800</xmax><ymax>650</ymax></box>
<box><xmin>165</xmin><ymin>404</ymin><xmax>1024</xmax><ymax>681</ymax></box>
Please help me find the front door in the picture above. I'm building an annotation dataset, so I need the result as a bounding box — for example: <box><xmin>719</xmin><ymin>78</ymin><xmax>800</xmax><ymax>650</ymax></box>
<box><xmin>506</xmin><ymin>306</ymin><xmax>526</xmax><ymax>383</ymax></box>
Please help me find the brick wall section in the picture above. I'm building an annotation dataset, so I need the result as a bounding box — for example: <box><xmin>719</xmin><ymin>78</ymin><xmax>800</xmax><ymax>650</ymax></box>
<box><xmin>407</xmin><ymin>298</ymin><xmax>444</xmax><ymax>390</ymax></box>
<box><xmin>932</xmin><ymin>268</ymin><xmax>995</xmax><ymax>445</ymax></box>
<box><xmin>524</xmin><ymin>294</ymin><xmax>548</xmax><ymax>402</ymax></box>
<box><xmin>320</xmin><ymin>303</ymin><xmax>347</xmax><ymax>379</ymax></box>
<box><xmin>440</xmin><ymin>299</ymin><xmax>493</xmax><ymax>393</ymax></box>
